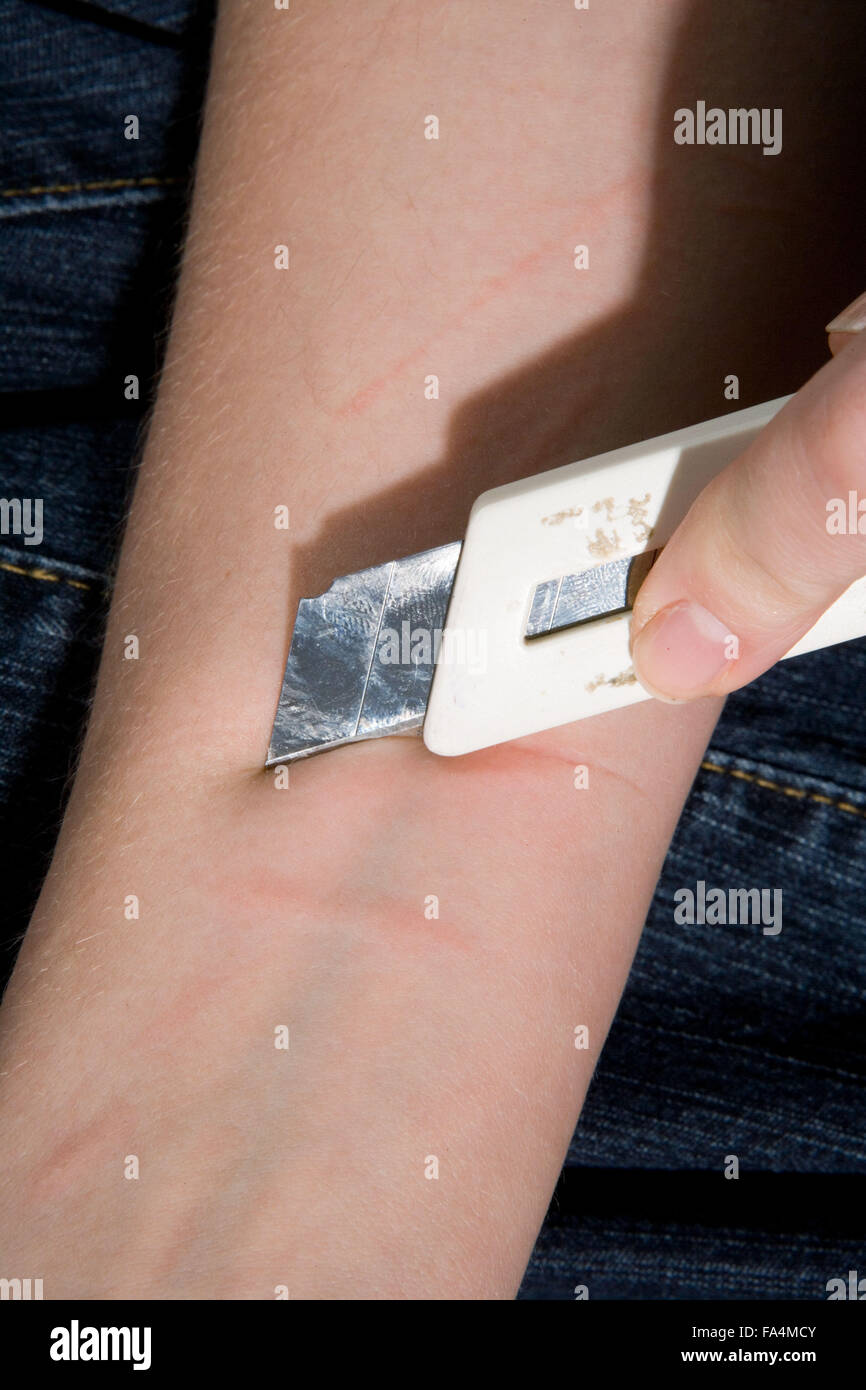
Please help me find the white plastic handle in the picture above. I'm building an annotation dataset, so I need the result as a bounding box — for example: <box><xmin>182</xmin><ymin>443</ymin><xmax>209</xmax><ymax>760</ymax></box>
<box><xmin>423</xmin><ymin>396</ymin><xmax>866</xmax><ymax>757</ymax></box>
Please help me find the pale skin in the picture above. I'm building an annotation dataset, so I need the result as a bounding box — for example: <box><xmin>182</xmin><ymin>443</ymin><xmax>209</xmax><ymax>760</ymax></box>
<box><xmin>0</xmin><ymin>0</ymin><xmax>863</xmax><ymax>1298</ymax></box>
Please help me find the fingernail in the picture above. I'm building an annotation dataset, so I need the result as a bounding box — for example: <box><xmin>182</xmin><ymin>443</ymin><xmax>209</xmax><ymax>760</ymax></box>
<box><xmin>632</xmin><ymin>600</ymin><xmax>736</xmax><ymax>700</ymax></box>
<box><xmin>826</xmin><ymin>290</ymin><xmax>866</xmax><ymax>335</ymax></box>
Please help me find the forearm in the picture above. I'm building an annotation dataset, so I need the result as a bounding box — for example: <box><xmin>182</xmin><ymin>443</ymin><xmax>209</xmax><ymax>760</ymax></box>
<box><xmin>0</xmin><ymin>0</ymin><xmax>851</xmax><ymax>1298</ymax></box>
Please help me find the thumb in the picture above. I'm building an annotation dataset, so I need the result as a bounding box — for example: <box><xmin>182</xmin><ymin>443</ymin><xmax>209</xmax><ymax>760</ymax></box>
<box><xmin>630</xmin><ymin>301</ymin><xmax>866</xmax><ymax>701</ymax></box>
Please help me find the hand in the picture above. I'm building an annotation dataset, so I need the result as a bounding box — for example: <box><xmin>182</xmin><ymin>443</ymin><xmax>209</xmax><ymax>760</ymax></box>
<box><xmin>630</xmin><ymin>291</ymin><xmax>866</xmax><ymax>701</ymax></box>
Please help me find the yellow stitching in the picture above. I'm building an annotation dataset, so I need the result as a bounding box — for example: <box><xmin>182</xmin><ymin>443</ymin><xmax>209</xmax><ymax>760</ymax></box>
<box><xmin>701</xmin><ymin>759</ymin><xmax>866</xmax><ymax>821</ymax></box>
<box><xmin>0</xmin><ymin>559</ymin><xmax>93</xmax><ymax>592</ymax></box>
<box><xmin>1</xmin><ymin>176</ymin><xmax>184</xmax><ymax>201</ymax></box>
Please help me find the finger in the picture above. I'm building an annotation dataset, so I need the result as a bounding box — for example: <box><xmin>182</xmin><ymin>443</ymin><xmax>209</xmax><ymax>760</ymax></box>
<box><xmin>629</xmin><ymin>319</ymin><xmax>866</xmax><ymax>701</ymax></box>
<box><xmin>827</xmin><ymin>289</ymin><xmax>866</xmax><ymax>357</ymax></box>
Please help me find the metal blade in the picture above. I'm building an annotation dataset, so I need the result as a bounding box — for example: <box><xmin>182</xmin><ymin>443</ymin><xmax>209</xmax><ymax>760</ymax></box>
<box><xmin>266</xmin><ymin>544</ymin><xmax>654</xmax><ymax>765</ymax></box>
<box><xmin>266</xmin><ymin>542</ymin><xmax>461</xmax><ymax>765</ymax></box>
<box><xmin>524</xmin><ymin>549</ymin><xmax>655</xmax><ymax>637</ymax></box>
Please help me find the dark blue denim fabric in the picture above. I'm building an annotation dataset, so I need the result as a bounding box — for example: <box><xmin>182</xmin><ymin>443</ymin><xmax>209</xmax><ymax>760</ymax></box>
<box><xmin>0</xmin><ymin>0</ymin><xmax>213</xmax><ymax>935</ymax></box>
<box><xmin>520</xmin><ymin>651</ymin><xmax>866</xmax><ymax>1296</ymax></box>
<box><xmin>1</xmin><ymin>0</ymin><xmax>864</xmax><ymax>1301</ymax></box>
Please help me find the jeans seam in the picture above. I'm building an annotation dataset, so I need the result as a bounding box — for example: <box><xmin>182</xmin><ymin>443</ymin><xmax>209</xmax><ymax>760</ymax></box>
<box><xmin>0</xmin><ymin>557</ymin><xmax>100</xmax><ymax>593</ymax></box>
<box><xmin>701</xmin><ymin>758</ymin><xmax>866</xmax><ymax>822</ymax></box>
<box><xmin>0</xmin><ymin>175</ymin><xmax>184</xmax><ymax>202</ymax></box>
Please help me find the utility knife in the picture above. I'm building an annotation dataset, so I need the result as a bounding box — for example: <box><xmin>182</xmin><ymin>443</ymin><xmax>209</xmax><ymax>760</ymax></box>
<box><xmin>267</xmin><ymin>396</ymin><xmax>866</xmax><ymax>766</ymax></box>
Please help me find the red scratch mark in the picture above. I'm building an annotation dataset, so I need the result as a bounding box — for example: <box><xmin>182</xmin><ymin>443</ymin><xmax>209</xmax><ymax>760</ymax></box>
<box><xmin>337</xmin><ymin>237</ymin><xmax>562</xmax><ymax>418</ymax></box>
<box><xmin>343</xmin><ymin>337</ymin><xmax>433</xmax><ymax>417</ymax></box>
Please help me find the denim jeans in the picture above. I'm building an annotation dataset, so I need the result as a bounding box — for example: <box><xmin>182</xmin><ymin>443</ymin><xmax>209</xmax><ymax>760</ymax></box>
<box><xmin>1</xmin><ymin>0</ymin><xmax>864</xmax><ymax>1301</ymax></box>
